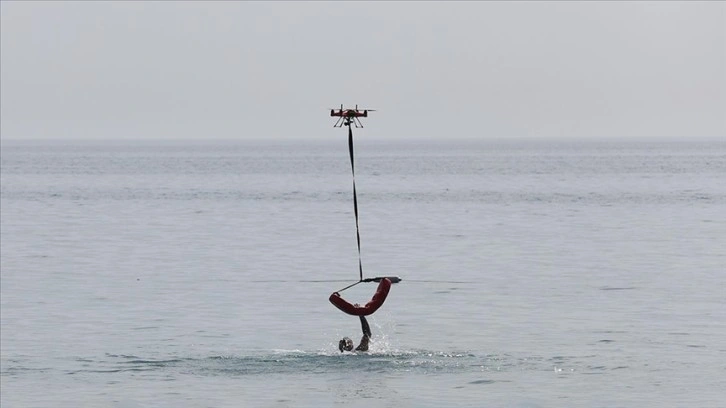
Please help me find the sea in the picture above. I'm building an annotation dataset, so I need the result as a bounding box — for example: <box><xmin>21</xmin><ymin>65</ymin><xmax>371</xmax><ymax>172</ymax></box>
<box><xmin>1</xmin><ymin>138</ymin><xmax>724</xmax><ymax>408</ymax></box>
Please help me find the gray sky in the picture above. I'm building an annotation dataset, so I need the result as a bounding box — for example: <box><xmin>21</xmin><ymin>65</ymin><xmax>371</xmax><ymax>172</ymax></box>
<box><xmin>1</xmin><ymin>1</ymin><xmax>724</xmax><ymax>141</ymax></box>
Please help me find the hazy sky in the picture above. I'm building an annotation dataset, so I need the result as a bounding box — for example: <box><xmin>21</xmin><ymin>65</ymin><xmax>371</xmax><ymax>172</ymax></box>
<box><xmin>1</xmin><ymin>1</ymin><xmax>724</xmax><ymax>140</ymax></box>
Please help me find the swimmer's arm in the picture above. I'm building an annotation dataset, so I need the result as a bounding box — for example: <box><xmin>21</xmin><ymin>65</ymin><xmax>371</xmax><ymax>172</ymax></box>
<box><xmin>355</xmin><ymin>316</ymin><xmax>371</xmax><ymax>351</ymax></box>
<box><xmin>359</xmin><ymin>316</ymin><xmax>371</xmax><ymax>338</ymax></box>
<box><xmin>355</xmin><ymin>335</ymin><xmax>369</xmax><ymax>352</ymax></box>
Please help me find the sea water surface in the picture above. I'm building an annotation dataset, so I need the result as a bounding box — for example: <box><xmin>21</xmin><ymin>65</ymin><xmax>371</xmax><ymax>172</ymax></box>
<box><xmin>1</xmin><ymin>138</ymin><xmax>725</xmax><ymax>407</ymax></box>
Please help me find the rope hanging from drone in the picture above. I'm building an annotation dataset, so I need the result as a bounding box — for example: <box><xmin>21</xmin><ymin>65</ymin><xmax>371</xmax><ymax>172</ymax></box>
<box><xmin>333</xmin><ymin>121</ymin><xmax>366</xmax><ymax>294</ymax></box>
<box><xmin>349</xmin><ymin>123</ymin><xmax>364</xmax><ymax>283</ymax></box>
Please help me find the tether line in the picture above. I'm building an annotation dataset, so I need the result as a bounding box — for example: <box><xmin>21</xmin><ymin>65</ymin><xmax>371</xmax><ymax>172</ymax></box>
<box><xmin>348</xmin><ymin>123</ymin><xmax>364</xmax><ymax>283</ymax></box>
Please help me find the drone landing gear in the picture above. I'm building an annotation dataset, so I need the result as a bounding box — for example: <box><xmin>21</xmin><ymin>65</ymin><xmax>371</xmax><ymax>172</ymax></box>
<box><xmin>333</xmin><ymin>117</ymin><xmax>364</xmax><ymax>128</ymax></box>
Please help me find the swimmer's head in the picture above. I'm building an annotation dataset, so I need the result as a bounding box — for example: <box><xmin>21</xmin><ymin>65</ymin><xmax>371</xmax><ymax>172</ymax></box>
<box><xmin>338</xmin><ymin>337</ymin><xmax>354</xmax><ymax>352</ymax></box>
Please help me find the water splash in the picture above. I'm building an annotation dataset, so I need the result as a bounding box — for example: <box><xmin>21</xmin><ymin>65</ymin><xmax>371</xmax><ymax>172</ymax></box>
<box><xmin>60</xmin><ymin>348</ymin><xmax>603</xmax><ymax>378</ymax></box>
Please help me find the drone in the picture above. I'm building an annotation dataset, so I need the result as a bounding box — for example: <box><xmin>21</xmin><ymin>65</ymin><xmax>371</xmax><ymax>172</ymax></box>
<box><xmin>330</xmin><ymin>104</ymin><xmax>375</xmax><ymax>128</ymax></box>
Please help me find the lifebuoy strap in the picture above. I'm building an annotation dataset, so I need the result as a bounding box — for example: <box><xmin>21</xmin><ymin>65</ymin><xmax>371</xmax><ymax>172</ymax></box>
<box><xmin>329</xmin><ymin>278</ymin><xmax>392</xmax><ymax>316</ymax></box>
<box><xmin>348</xmin><ymin>124</ymin><xmax>363</xmax><ymax>282</ymax></box>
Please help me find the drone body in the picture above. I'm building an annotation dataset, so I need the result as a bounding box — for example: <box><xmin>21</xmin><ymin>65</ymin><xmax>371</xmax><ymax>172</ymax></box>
<box><xmin>329</xmin><ymin>104</ymin><xmax>375</xmax><ymax>128</ymax></box>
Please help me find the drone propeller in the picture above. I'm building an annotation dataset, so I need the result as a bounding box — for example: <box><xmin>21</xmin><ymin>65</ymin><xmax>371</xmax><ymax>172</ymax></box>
<box><xmin>327</xmin><ymin>106</ymin><xmax>376</xmax><ymax>112</ymax></box>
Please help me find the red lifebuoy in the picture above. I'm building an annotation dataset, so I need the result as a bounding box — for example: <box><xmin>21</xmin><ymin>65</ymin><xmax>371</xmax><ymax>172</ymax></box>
<box><xmin>329</xmin><ymin>278</ymin><xmax>392</xmax><ymax>316</ymax></box>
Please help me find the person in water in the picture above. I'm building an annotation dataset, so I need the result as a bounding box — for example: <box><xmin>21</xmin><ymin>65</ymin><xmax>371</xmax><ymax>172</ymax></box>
<box><xmin>338</xmin><ymin>315</ymin><xmax>371</xmax><ymax>352</ymax></box>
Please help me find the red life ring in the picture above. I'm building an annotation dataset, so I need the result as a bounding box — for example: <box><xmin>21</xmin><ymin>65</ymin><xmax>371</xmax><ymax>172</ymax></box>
<box><xmin>329</xmin><ymin>278</ymin><xmax>392</xmax><ymax>316</ymax></box>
